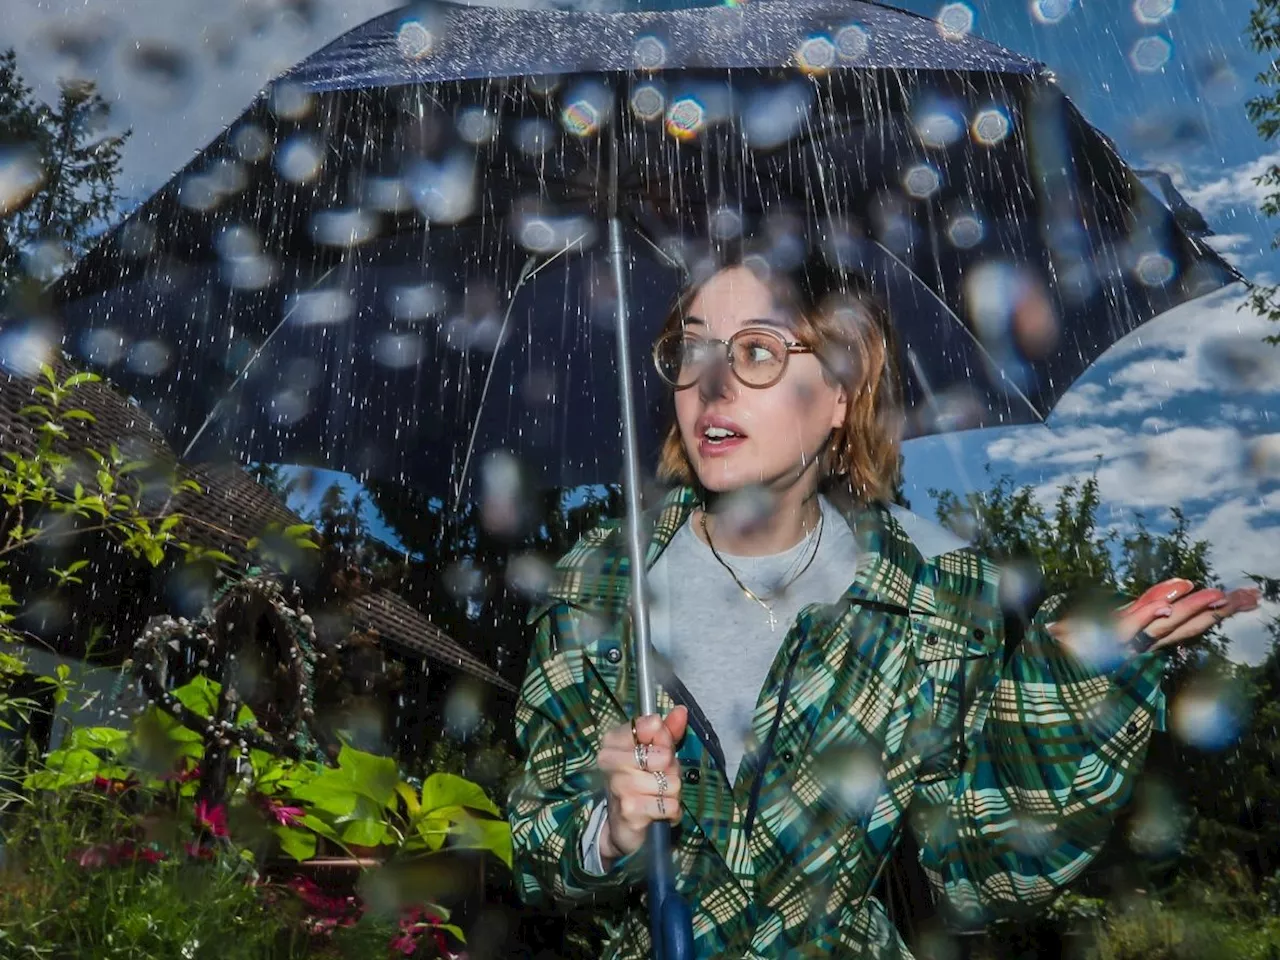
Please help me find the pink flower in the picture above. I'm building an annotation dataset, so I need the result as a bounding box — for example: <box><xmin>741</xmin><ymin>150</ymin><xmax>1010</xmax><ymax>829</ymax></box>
<box><xmin>193</xmin><ymin>798</ymin><xmax>228</xmax><ymax>838</ymax></box>
<box><xmin>389</xmin><ymin>932</ymin><xmax>418</xmax><ymax>955</ymax></box>
<box><xmin>72</xmin><ymin>840</ymin><xmax>166</xmax><ymax>869</ymax></box>
<box><xmin>267</xmin><ymin>801</ymin><xmax>305</xmax><ymax>828</ymax></box>
<box><xmin>160</xmin><ymin>763</ymin><xmax>201</xmax><ymax>784</ymax></box>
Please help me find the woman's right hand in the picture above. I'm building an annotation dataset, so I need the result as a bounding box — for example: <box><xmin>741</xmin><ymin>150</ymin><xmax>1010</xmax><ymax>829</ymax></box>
<box><xmin>595</xmin><ymin>706</ymin><xmax>689</xmax><ymax>865</ymax></box>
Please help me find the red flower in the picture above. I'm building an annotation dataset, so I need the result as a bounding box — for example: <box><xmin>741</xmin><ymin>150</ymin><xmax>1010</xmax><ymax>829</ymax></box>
<box><xmin>389</xmin><ymin>932</ymin><xmax>418</xmax><ymax>955</ymax></box>
<box><xmin>287</xmin><ymin>877</ymin><xmax>361</xmax><ymax>919</ymax></box>
<box><xmin>193</xmin><ymin>798</ymin><xmax>228</xmax><ymax>838</ymax></box>
<box><xmin>185</xmin><ymin>840</ymin><xmax>216</xmax><ymax>861</ymax></box>
<box><xmin>72</xmin><ymin>840</ymin><xmax>166</xmax><ymax>869</ymax></box>
<box><xmin>160</xmin><ymin>763</ymin><xmax>201</xmax><ymax>784</ymax></box>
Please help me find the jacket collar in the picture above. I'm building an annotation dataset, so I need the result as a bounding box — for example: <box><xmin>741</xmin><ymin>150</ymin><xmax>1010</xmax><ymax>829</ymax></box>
<box><xmin>540</xmin><ymin>484</ymin><xmax>926</xmax><ymax>619</ymax></box>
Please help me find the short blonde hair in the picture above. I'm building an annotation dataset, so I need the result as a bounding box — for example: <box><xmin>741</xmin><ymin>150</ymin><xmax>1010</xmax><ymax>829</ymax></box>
<box><xmin>654</xmin><ymin>253</ymin><xmax>904</xmax><ymax>503</ymax></box>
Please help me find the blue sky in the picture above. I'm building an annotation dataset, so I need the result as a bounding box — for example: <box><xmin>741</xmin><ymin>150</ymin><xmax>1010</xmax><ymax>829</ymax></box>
<box><xmin>5</xmin><ymin>0</ymin><xmax>1278</xmax><ymax>659</ymax></box>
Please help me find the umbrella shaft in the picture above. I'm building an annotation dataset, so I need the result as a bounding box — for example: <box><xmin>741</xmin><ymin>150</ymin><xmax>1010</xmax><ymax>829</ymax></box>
<box><xmin>608</xmin><ymin>213</ymin><xmax>658</xmax><ymax>716</ymax></box>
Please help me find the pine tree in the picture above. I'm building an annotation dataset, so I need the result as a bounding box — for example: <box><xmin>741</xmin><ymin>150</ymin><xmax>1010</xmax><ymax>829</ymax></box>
<box><xmin>0</xmin><ymin>49</ymin><xmax>128</xmax><ymax>300</ymax></box>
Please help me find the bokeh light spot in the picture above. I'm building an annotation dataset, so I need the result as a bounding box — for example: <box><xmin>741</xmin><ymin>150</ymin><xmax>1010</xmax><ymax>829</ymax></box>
<box><xmin>666</xmin><ymin>96</ymin><xmax>707</xmax><ymax>141</ymax></box>
<box><xmin>946</xmin><ymin>212</ymin><xmax>985</xmax><ymax>249</ymax></box>
<box><xmin>794</xmin><ymin>34</ymin><xmax>837</xmax><ymax>75</ymax></box>
<box><xmin>1133</xmin><ymin>0</ymin><xmax>1175</xmax><ymax>25</ymax></box>
<box><xmin>632</xmin><ymin>34</ymin><xmax>668</xmax><ymax>71</ymax></box>
<box><xmin>903</xmin><ymin>163</ymin><xmax>942</xmax><ymax>199</ymax></box>
<box><xmin>835</xmin><ymin>23</ymin><xmax>871</xmax><ymax>62</ymax></box>
<box><xmin>630</xmin><ymin>83</ymin><xmax>666</xmax><ymax>122</ymax></box>
<box><xmin>275</xmin><ymin>135</ymin><xmax>323</xmax><ymax>184</ymax></box>
<box><xmin>936</xmin><ymin>3</ymin><xmax>975</xmax><ymax>41</ymax></box>
<box><xmin>913</xmin><ymin>99</ymin><xmax>966</xmax><ymax>149</ymax></box>
<box><xmin>0</xmin><ymin>148</ymin><xmax>44</xmax><ymax>216</ymax></box>
<box><xmin>1131</xmin><ymin>35</ymin><xmax>1173</xmax><ymax>72</ymax></box>
<box><xmin>971</xmin><ymin>106</ymin><xmax>1012</xmax><ymax>145</ymax></box>
<box><xmin>1031</xmin><ymin>0</ymin><xmax>1074</xmax><ymax>24</ymax></box>
<box><xmin>396</xmin><ymin>20</ymin><xmax>434</xmax><ymax>59</ymax></box>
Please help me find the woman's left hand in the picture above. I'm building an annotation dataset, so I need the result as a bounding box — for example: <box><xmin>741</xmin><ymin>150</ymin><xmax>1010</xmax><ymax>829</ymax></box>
<box><xmin>1089</xmin><ymin>578</ymin><xmax>1260</xmax><ymax>655</ymax></box>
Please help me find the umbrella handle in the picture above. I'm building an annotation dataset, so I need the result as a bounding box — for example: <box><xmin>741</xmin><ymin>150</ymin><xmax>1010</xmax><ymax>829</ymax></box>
<box><xmin>646</xmin><ymin>822</ymin><xmax>696</xmax><ymax>960</ymax></box>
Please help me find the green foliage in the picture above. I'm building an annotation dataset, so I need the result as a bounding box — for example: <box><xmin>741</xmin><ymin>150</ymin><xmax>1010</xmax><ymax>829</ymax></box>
<box><xmin>1245</xmin><ymin>0</ymin><xmax>1280</xmax><ymax>343</ymax></box>
<box><xmin>0</xmin><ymin>49</ymin><xmax>128</xmax><ymax>300</ymax></box>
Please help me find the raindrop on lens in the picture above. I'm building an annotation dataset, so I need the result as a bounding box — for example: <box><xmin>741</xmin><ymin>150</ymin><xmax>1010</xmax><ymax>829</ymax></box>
<box><xmin>406</xmin><ymin>151</ymin><xmax>475</xmax><ymax>223</ymax></box>
<box><xmin>0</xmin><ymin>148</ymin><xmax>44</xmax><ymax>216</ymax></box>
<box><xmin>835</xmin><ymin>23</ymin><xmax>870</xmax><ymax>62</ymax></box>
<box><xmin>1031</xmin><ymin>0</ymin><xmax>1074</xmax><ymax>25</ymax></box>
<box><xmin>456</xmin><ymin>106</ymin><xmax>498</xmax><ymax>145</ymax></box>
<box><xmin>443</xmin><ymin>558</ymin><xmax>487</xmax><ymax>603</ymax></box>
<box><xmin>912</xmin><ymin>100</ymin><xmax>966</xmax><ymax>149</ymax></box>
<box><xmin>936</xmin><ymin>3</ymin><xmax>975</xmax><ymax>40</ymax></box>
<box><xmin>311</xmin><ymin>208</ymin><xmax>377</xmax><ymax>248</ymax></box>
<box><xmin>397</xmin><ymin>19</ymin><xmax>434</xmax><ymax>59</ymax></box>
<box><xmin>1134</xmin><ymin>250</ymin><xmax>1175</xmax><ymax>287</ymax></box>
<box><xmin>363</xmin><ymin>176</ymin><xmax>411</xmax><ymax>213</ymax></box>
<box><xmin>1131</xmin><ymin>36</ymin><xmax>1173</xmax><ymax>73</ymax></box>
<box><xmin>903</xmin><ymin>163</ymin><xmax>942</xmax><ymax>199</ymax></box>
<box><xmin>632</xmin><ymin>34</ymin><xmax>667</xmax><ymax>71</ymax></box>
<box><xmin>289</xmin><ymin>288</ymin><xmax>355</xmax><ymax>326</ymax></box>
<box><xmin>514</xmin><ymin>117</ymin><xmax>555</xmax><ymax>156</ymax></box>
<box><xmin>387</xmin><ymin>283</ymin><xmax>447</xmax><ymax>322</ymax></box>
<box><xmin>373</xmin><ymin>333</ymin><xmax>425</xmax><ymax>369</ymax></box>
<box><xmin>1133</xmin><ymin>0</ymin><xmax>1175</xmax><ymax>25</ymax></box>
<box><xmin>1247</xmin><ymin>434</ymin><xmax>1280</xmax><ymax>482</ymax></box>
<box><xmin>946</xmin><ymin>212</ymin><xmax>985</xmax><ymax>249</ymax></box>
<box><xmin>971</xmin><ymin>106</ymin><xmax>1012</xmax><ymax>146</ymax></box>
<box><xmin>506</xmin><ymin>553</ymin><xmax>553</xmax><ymax>598</ymax></box>
<box><xmin>794</xmin><ymin>34</ymin><xmax>837</xmax><ymax>75</ymax></box>
<box><xmin>276</xmin><ymin>136</ymin><xmax>323</xmax><ymax>183</ymax></box>
<box><xmin>630</xmin><ymin>83</ymin><xmax>666</xmax><ymax>123</ymax></box>
<box><xmin>233</xmin><ymin>124</ymin><xmax>272</xmax><ymax>163</ymax></box>
<box><xmin>525</xmin><ymin>74</ymin><xmax>562</xmax><ymax>98</ymax></box>
<box><xmin>1173</xmin><ymin>677</ymin><xmax>1244</xmax><ymax>751</ymax></box>
<box><xmin>118</xmin><ymin>220</ymin><xmax>156</xmax><ymax>258</ymax></box>
<box><xmin>480</xmin><ymin>450</ymin><xmax>527</xmax><ymax>537</ymax></box>
<box><xmin>741</xmin><ymin>82</ymin><xmax>813</xmax><ymax>150</ymax></box>
<box><xmin>268</xmin><ymin>390</ymin><xmax>310</xmax><ymax>426</ymax></box>
<box><xmin>560</xmin><ymin>81</ymin><xmax>612</xmax><ymax>138</ymax></box>
<box><xmin>269</xmin><ymin>82</ymin><xmax>313</xmax><ymax>120</ymax></box>
<box><xmin>0</xmin><ymin>324</ymin><xmax>54</xmax><ymax>377</ymax></box>
<box><xmin>81</xmin><ymin>328</ymin><xmax>124</xmax><ymax>366</ymax></box>
<box><xmin>709</xmin><ymin>207</ymin><xmax>743</xmax><ymax>240</ymax></box>
<box><xmin>444</xmin><ymin>685</ymin><xmax>483</xmax><ymax>737</ymax></box>
<box><xmin>127</xmin><ymin>339</ymin><xmax>172</xmax><ymax>376</ymax></box>
<box><xmin>665</xmin><ymin>96</ymin><xmax>707</xmax><ymax>141</ymax></box>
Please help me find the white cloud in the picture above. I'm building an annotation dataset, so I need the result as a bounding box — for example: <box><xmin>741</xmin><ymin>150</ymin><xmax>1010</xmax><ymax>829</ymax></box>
<box><xmin>6</xmin><ymin>0</ymin><xmax>400</xmax><ymax>200</ymax></box>
<box><xmin>1169</xmin><ymin>150</ymin><xmax>1280</xmax><ymax>219</ymax></box>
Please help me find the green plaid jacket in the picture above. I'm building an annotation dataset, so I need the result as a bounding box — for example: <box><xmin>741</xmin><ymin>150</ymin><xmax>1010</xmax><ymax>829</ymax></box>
<box><xmin>509</xmin><ymin>487</ymin><xmax>1167</xmax><ymax>958</ymax></box>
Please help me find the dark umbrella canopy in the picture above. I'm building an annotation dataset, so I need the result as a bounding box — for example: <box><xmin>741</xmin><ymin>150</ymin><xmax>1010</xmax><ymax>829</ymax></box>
<box><xmin>51</xmin><ymin>0</ymin><xmax>1237</xmax><ymax>500</ymax></box>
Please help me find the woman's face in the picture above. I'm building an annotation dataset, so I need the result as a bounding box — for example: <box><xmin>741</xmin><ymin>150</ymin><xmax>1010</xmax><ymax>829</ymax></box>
<box><xmin>674</xmin><ymin>265</ymin><xmax>847</xmax><ymax>495</ymax></box>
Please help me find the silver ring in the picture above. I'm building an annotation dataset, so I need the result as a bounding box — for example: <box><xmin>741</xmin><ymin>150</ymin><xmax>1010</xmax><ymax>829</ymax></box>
<box><xmin>657</xmin><ymin>795</ymin><xmax>666</xmax><ymax>816</ymax></box>
<box><xmin>653</xmin><ymin>769</ymin><xmax>668</xmax><ymax>795</ymax></box>
<box><xmin>634</xmin><ymin>742</ymin><xmax>650</xmax><ymax>771</ymax></box>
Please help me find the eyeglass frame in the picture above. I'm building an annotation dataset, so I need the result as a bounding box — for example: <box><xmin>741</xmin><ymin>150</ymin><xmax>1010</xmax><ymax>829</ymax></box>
<box><xmin>651</xmin><ymin>325</ymin><xmax>816</xmax><ymax>390</ymax></box>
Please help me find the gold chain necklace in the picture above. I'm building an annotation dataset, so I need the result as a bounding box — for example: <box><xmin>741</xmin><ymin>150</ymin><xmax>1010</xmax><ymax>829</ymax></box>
<box><xmin>700</xmin><ymin>507</ymin><xmax>824</xmax><ymax>632</ymax></box>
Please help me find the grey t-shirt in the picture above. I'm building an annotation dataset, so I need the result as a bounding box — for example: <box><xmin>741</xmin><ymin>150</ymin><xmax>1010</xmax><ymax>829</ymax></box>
<box><xmin>646</xmin><ymin>493</ymin><xmax>860</xmax><ymax>783</ymax></box>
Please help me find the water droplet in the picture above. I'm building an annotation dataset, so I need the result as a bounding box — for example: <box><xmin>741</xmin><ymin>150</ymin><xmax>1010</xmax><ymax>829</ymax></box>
<box><xmin>971</xmin><ymin>106</ymin><xmax>1012</xmax><ymax>146</ymax></box>
<box><xmin>1030</xmin><ymin>0</ymin><xmax>1074</xmax><ymax>23</ymax></box>
<box><xmin>630</xmin><ymin>83</ymin><xmax>666</xmax><ymax>123</ymax></box>
<box><xmin>1133</xmin><ymin>250</ymin><xmax>1176</xmax><ymax>287</ymax></box>
<box><xmin>405</xmin><ymin>151</ymin><xmax>475</xmax><ymax>223</ymax></box>
<box><xmin>372</xmin><ymin>333</ymin><xmax>425</xmax><ymax>369</ymax></box>
<box><xmin>560</xmin><ymin>80</ymin><xmax>612</xmax><ymax>139</ymax></box>
<box><xmin>794</xmin><ymin>33</ymin><xmax>837</xmax><ymax>75</ymax></box>
<box><xmin>456</xmin><ymin>106</ymin><xmax>498</xmax><ymax>145</ymax></box>
<box><xmin>310</xmin><ymin>208</ymin><xmax>377</xmax><ymax>248</ymax></box>
<box><xmin>1247</xmin><ymin>434</ymin><xmax>1280</xmax><ymax>482</ymax></box>
<box><xmin>363</xmin><ymin>176</ymin><xmax>412</xmax><ymax>213</ymax></box>
<box><xmin>232</xmin><ymin>124</ymin><xmax>272</xmax><ymax>164</ymax></box>
<box><xmin>513</xmin><ymin>116</ymin><xmax>556</xmax><ymax>157</ymax></box>
<box><xmin>0</xmin><ymin>323</ymin><xmax>55</xmax><ymax>377</ymax></box>
<box><xmin>1172</xmin><ymin>676</ymin><xmax>1245</xmax><ymax>751</ymax></box>
<box><xmin>912</xmin><ymin>99</ymin><xmax>966</xmax><ymax>149</ymax></box>
<box><xmin>1133</xmin><ymin>0</ymin><xmax>1175</xmax><ymax>26</ymax></box>
<box><xmin>0</xmin><ymin>147</ymin><xmax>45</xmax><ymax>216</ymax></box>
<box><xmin>936</xmin><ymin>3</ymin><xmax>975</xmax><ymax>41</ymax></box>
<box><xmin>946</xmin><ymin>211</ymin><xmax>985</xmax><ymax>249</ymax></box>
<box><xmin>632</xmin><ymin>34</ymin><xmax>668</xmax><ymax>71</ymax></box>
<box><xmin>1130</xmin><ymin>35</ymin><xmax>1173</xmax><ymax>73</ymax></box>
<box><xmin>387</xmin><ymin>283</ymin><xmax>448</xmax><ymax>323</ymax></box>
<box><xmin>289</xmin><ymin>288</ymin><xmax>355</xmax><ymax>327</ymax></box>
<box><xmin>834</xmin><ymin>23</ymin><xmax>871</xmax><ymax>62</ymax></box>
<box><xmin>665</xmin><ymin>96</ymin><xmax>707</xmax><ymax>141</ymax></box>
<box><xmin>269</xmin><ymin>82</ymin><xmax>313</xmax><ymax>120</ymax></box>
<box><xmin>902</xmin><ymin>163</ymin><xmax>942</xmax><ymax>199</ymax></box>
<box><xmin>80</xmin><ymin>328</ymin><xmax>125</xmax><ymax>366</ymax></box>
<box><xmin>741</xmin><ymin>82</ymin><xmax>813</xmax><ymax>150</ymax></box>
<box><xmin>127</xmin><ymin>339</ymin><xmax>172</xmax><ymax>376</ymax></box>
<box><xmin>275</xmin><ymin>135</ymin><xmax>323</xmax><ymax>184</ymax></box>
<box><xmin>397</xmin><ymin>19</ymin><xmax>435</xmax><ymax>59</ymax></box>
<box><xmin>507</xmin><ymin>552</ymin><xmax>553</xmax><ymax>599</ymax></box>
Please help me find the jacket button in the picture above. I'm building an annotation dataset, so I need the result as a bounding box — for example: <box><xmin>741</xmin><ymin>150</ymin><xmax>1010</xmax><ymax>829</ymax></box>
<box><xmin>926</xmin><ymin>634</ymin><xmax>938</xmax><ymax>646</ymax></box>
<box><xmin>973</xmin><ymin>628</ymin><xmax>985</xmax><ymax>641</ymax></box>
<box><xmin>1126</xmin><ymin>721</ymin><xmax>1139</xmax><ymax>737</ymax></box>
<box><xmin>781</xmin><ymin>750</ymin><xmax>795</xmax><ymax>764</ymax></box>
<box><xmin>683</xmin><ymin>769</ymin><xmax>700</xmax><ymax>785</ymax></box>
<box><xmin>604</xmin><ymin>647</ymin><xmax>622</xmax><ymax>664</ymax></box>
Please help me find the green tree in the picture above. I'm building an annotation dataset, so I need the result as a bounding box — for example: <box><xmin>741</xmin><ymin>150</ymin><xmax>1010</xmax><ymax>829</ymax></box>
<box><xmin>1246</xmin><ymin>0</ymin><xmax>1280</xmax><ymax>343</ymax></box>
<box><xmin>0</xmin><ymin>49</ymin><xmax>128</xmax><ymax>299</ymax></box>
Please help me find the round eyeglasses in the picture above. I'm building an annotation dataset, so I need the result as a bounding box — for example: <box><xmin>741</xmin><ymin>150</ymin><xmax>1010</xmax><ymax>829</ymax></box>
<box><xmin>651</xmin><ymin>327</ymin><xmax>815</xmax><ymax>390</ymax></box>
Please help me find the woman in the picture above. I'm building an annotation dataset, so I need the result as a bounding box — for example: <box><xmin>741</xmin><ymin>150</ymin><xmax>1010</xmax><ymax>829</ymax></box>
<box><xmin>507</xmin><ymin>249</ymin><xmax>1259</xmax><ymax>958</ymax></box>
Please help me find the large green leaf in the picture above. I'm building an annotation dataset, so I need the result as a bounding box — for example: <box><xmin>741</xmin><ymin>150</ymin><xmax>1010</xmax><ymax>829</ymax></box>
<box><xmin>335</xmin><ymin>745</ymin><xmax>401</xmax><ymax>807</ymax></box>
<box><xmin>290</xmin><ymin>770</ymin><xmax>360</xmax><ymax>817</ymax></box>
<box><xmin>171</xmin><ymin>676</ymin><xmax>220</xmax><ymax>718</ymax></box>
<box><xmin>420</xmin><ymin>773</ymin><xmax>500</xmax><ymax>818</ymax></box>
<box><xmin>339</xmin><ymin>818</ymin><xmax>388</xmax><ymax>848</ymax></box>
<box><xmin>451</xmin><ymin>817</ymin><xmax>513</xmax><ymax>868</ymax></box>
<box><xmin>275</xmin><ymin>826</ymin><xmax>317</xmax><ymax>862</ymax></box>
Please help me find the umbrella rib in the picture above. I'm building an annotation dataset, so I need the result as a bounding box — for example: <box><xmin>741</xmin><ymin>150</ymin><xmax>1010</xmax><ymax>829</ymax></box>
<box><xmin>452</xmin><ymin>237</ymin><xmax>587</xmax><ymax>509</ymax></box>
<box><xmin>180</xmin><ymin>264</ymin><xmax>340</xmax><ymax>461</ymax></box>
<box><xmin>871</xmin><ymin>240</ymin><xmax>1044</xmax><ymax>423</ymax></box>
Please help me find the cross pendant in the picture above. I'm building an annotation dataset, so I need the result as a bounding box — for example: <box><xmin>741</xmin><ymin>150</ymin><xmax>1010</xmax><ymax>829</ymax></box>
<box><xmin>767</xmin><ymin>609</ymin><xmax>777</xmax><ymax>632</ymax></box>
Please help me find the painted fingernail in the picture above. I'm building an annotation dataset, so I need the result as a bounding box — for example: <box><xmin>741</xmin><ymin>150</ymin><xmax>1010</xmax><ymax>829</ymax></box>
<box><xmin>1209</xmin><ymin>599</ymin><xmax>1229</xmax><ymax>610</ymax></box>
<box><xmin>1155</xmin><ymin>606</ymin><xmax>1174</xmax><ymax>617</ymax></box>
